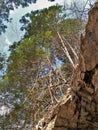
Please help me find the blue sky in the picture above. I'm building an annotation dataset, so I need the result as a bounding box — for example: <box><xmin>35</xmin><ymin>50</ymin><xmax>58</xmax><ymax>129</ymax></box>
<box><xmin>0</xmin><ymin>0</ymin><xmax>64</xmax><ymax>54</ymax></box>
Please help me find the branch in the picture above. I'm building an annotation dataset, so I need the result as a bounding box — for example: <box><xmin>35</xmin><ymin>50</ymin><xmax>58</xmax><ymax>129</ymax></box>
<box><xmin>62</xmin><ymin>35</ymin><xmax>79</xmax><ymax>61</ymax></box>
<box><xmin>57</xmin><ymin>31</ymin><xmax>75</xmax><ymax>69</ymax></box>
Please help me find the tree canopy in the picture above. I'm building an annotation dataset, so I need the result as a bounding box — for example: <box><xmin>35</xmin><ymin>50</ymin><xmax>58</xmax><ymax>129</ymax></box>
<box><xmin>0</xmin><ymin>3</ymin><xmax>86</xmax><ymax>129</ymax></box>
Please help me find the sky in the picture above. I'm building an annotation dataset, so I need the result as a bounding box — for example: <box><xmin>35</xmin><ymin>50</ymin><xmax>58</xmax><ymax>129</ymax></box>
<box><xmin>0</xmin><ymin>0</ymin><xmax>64</xmax><ymax>54</ymax></box>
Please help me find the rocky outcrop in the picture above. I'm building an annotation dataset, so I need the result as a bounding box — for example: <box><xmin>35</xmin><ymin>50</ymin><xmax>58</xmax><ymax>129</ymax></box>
<box><xmin>35</xmin><ymin>2</ymin><xmax>98</xmax><ymax>130</ymax></box>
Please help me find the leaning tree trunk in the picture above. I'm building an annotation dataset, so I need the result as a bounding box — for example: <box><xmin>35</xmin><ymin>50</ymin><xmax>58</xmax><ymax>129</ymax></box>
<box><xmin>35</xmin><ymin>2</ymin><xmax>98</xmax><ymax>130</ymax></box>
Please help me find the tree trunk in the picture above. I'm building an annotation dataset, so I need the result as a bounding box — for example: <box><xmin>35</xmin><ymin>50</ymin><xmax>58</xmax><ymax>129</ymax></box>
<box><xmin>35</xmin><ymin>2</ymin><xmax>98</xmax><ymax>130</ymax></box>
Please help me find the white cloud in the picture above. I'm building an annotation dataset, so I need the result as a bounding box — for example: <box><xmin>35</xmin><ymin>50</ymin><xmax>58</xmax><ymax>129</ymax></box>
<box><xmin>5</xmin><ymin>38</ymin><xmax>11</xmax><ymax>46</ymax></box>
<box><xmin>1</xmin><ymin>38</ymin><xmax>12</xmax><ymax>54</ymax></box>
<box><xmin>36</xmin><ymin>0</ymin><xmax>64</xmax><ymax>9</ymax></box>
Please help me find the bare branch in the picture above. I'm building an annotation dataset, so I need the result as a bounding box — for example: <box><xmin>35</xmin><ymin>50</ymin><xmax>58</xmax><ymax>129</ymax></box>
<box><xmin>62</xmin><ymin>35</ymin><xmax>79</xmax><ymax>61</ymax></box>
<box><xmin>57</xmin><ymin>31</ymin><xmax>75</xmax><ymax>68</ymax></box>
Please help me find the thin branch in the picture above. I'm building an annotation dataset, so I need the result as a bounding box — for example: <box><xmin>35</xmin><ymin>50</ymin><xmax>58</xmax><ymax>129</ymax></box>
<box><xmin>62</xmin><ymin>35</ymin><xmax>79</xmax><ymax>61</ymax></box>
<box><xmin>47</xmin><ymin>56</ymin><xmax>54</xmax><ymax>104</ymax></box>
<box><xmin>57</xmin><ymin>31</ymin><xmax>75</xmax><ymax>68</ymax></box>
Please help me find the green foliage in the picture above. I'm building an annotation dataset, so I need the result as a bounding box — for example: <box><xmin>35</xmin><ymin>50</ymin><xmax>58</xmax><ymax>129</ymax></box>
<box><xmin>59</xmin><ymin>18</ymin><xmax>82</xmax><ymax>36</ymax></box>
<box><xmin>0</xmin><ymin>5</ymin><xmax>85</xmax><ymax>129</ymax></box>
<box><xmin>25</xmin><ymin>5</ymin><xmax>62</xmax><ymax>37</ymax></box>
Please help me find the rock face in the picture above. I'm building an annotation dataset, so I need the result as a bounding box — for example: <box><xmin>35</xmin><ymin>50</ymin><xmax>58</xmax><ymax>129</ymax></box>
<box><xmin>36</xmin><ymin>2</ymin><xmax>98</xmax><ymax>130</ymax></box>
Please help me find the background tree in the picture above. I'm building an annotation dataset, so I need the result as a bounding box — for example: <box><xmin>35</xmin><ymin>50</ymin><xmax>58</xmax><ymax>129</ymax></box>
<box><xmin>0</xmin><ymin>5</ymin><xmax>85</xmax><ymax>129</ymax></box>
